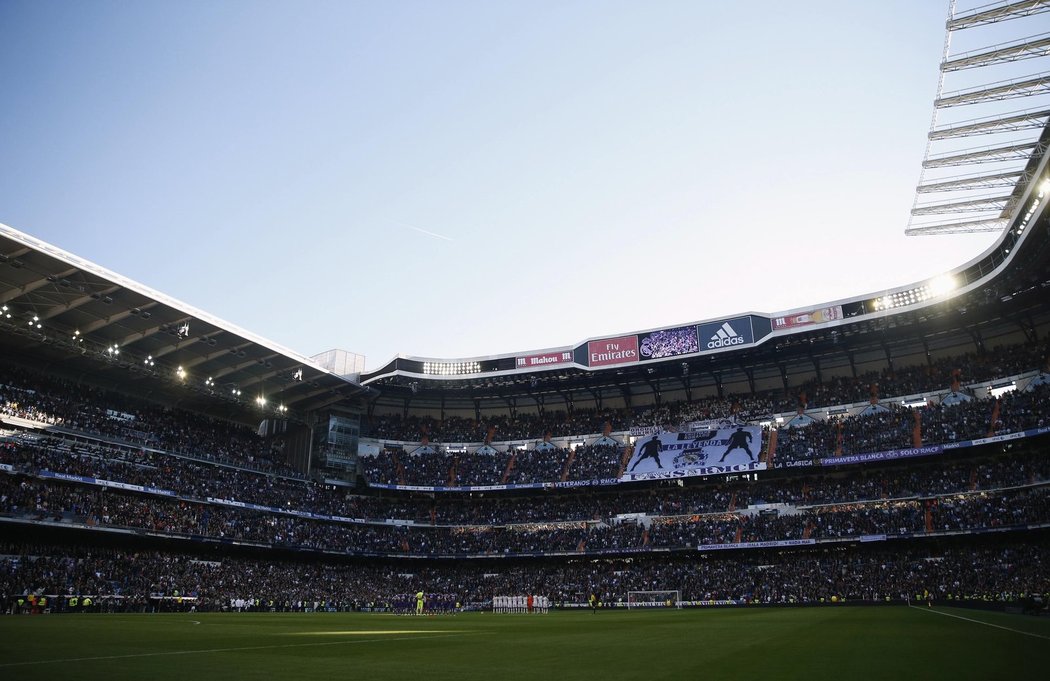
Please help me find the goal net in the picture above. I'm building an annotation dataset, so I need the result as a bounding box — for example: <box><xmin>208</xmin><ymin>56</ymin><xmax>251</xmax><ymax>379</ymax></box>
<box><xmin>627</xmin><ymin>590</ymin><xmax>681</xmax><ymax>609</ymax></box>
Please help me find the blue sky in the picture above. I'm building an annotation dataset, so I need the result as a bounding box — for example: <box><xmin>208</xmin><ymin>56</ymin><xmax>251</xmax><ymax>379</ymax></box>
<box><xmin>0</xmin><ymin>1</ymin><xmax>1018</xmax><ymax>369</ymax></box>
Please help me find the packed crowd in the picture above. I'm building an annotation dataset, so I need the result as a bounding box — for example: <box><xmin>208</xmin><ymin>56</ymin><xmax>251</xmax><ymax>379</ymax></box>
<box><xmin>2</xmin><ymin>541</ymin><xmax>1046</xmax><ymax>610</ymax></box>
<box><xmin>3</xmin><ymin>432</ymin><xmax>1049</xmax><ymax>527</ymax></box>
<box><xmin>773</xmin><ymin>383</ymin><xmax>1050</xmax><ymax>465</ymax></box>
<box><xmin>2</xmin><ymin>469</ymin><xmax>1046</xmax><ymax>556</ymax></box>
<box><xmin>361</xmin><ymin>342</ymin><xmax>1049</xmax><ymax>442</ymax></box>
<box><xmin>0</xmin><ymin>368</ymin><xmax>297</xmax><ymax>477</ymax></box>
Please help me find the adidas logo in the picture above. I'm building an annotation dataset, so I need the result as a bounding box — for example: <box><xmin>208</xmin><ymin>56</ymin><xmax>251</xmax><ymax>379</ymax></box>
<box><xmin>707</xmin><ymin>322</ymin><xmax>745</xmax><ymax>348</ymax></box>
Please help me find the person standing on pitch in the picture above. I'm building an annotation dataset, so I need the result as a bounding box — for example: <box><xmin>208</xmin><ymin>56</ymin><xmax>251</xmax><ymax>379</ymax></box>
<box><xmin>416</xmin><ymin>590</ymin><xmax>425</xmax><ymax>615</ymax></box>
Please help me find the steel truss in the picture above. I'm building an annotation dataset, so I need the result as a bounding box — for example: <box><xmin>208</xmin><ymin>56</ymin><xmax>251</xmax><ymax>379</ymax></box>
<box><xmin>948</xmin><ymin>0</ymin><xmax>1050</xmax><ymax>31</ymax></box>
<box><xmin>911</xmin><ymin>194</ymin><xmax>1013</xmax><ymax>215</ymax></box>
<box><xmin>942</xmin><ymin>32</ymin><xmax>1050</xmax><ymax>71</ymax></box>
<box><xmin>935</xmin><ymin>72</ymin><xmax>1050</xmax><ymax>107</ymax></box>
<box><xmin>916</xmin><ymin>169</ymin><xmax>1031</xmax><ymax>192</ymax></box>
<box><xmin>923</xmin><ymin>140</ymin><xmax>1042</xmax><ymax>167</ymax></box>
<box><xmin>905</xmin><ymin>218</ymin><xmax>1009</xmax><ymax>235</ymax></box>
<box><xmin>928</xmin><ymin>108</ymin><xmax>1050</xmax><ymax>139</ymax></box>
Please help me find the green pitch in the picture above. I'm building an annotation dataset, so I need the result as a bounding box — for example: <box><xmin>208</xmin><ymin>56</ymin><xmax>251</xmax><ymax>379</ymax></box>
<box><xmin>1</xmin><ymin>606</ymin><xmax>1047</xmax><ymax>681</ymax></box>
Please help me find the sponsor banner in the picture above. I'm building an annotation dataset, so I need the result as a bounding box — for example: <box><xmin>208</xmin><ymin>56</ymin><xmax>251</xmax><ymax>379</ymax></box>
<box><xmin>629</xmin><ymin>426</ymin><xmax>662</xmax><ymax>437</ymax></box>
<box><xmin>941</xmin><ymin>426</ymin><xmax>1050</xmax><ymax>451</ymax></box>
<box><xmin>819</xmin><ymin>445</ymin><xmax>943</xmax><ymax>466</ymax></box>
<box><xmin>550</xmin><ymin>478</ymin><xmax>619</xmax><ymax>489</ymax></box>
<box><xmin>685</xmin><ymin>600</ymin><xmax>742</xmax><ymax>607</ymax></box>
<box><xmin>772</xmin><ymin>306</ymin><xmax>844</xmax><ymax>331</ymax></box>
<box><xmin>38</xmin><ymin>470</ymin><xmax>177</xmax><ymax>497</ymax></box>
<box><xmin>638</xmin><ymin>325</ymin><xmax>699</xmax><ymax>361</ymax></box>
<box><xmin>369</xmin><ymin>479</ymin><xmax>620</xmax><ymax>493</ymax></box>
<box><xmin>859</xmin><ymin>534</ymin><xmax>887</xmax><ymax>543</ymax></box>
<box><xmin>697</xmin><ymin>316</ymin><xmax>755</xmax><ymax>351</ymax></box>
<box><xmin>99</xmin><ymin>479</ymin><xmax>177</xmax><ymax>496</ymax></box>
<box><xmin>587</xmin><ymin>335</ymin><xmax>639</xmax><ymax>367</ymax></box>
<box><xmin>516</xmin><ymin>351</ymin><xmax>573</xmax><ymax>369</ymax></box>
<box><xmin>622</xmin><ymin>427</ymin><xmax>765</xmax><ymax>481</ymax></box>
<box><xmin>0</xmin><ymin>463</ymin><xmax>14</xmax><ymax>472</ymax></box>
<box><xmin>700</xmin><ymin>539</ymin><xmax>816</xmax><ymax>551</ymax></box>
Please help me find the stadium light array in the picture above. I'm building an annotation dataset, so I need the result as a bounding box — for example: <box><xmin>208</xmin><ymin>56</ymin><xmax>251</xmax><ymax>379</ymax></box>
<box><xmin>72</xmin><ymin>329</ymin><xmax>82</xmax><ymax>343</ymax></box>
<box><xmin>175</xmin><ymin>365</ymin><xmax>186</xmax><ymax>380</ymax></box>
<box><xmin>204</xmin><ymin>377</ymin><xmax>214</xmax><ymax>387</ymax></box>
<box><xmin>106</xmin><ymin>344</ymin><xmax>120</xmax><ymax>357</ymax></box>
<box><xmin>1017</xmin><ymin>177</ymin><xmax>1048</xmax><ymax>235</ymax></box>
<box><xmin>871</xmin><ymin>274</ymin><xmax>959</xmax><ymax>312</ymax></box>
<box><xmin>144</xmin><ymin>355</ymin><xmax>155</xmax><ymax>367</ymax></box>
<box><xmin>255</xmin><ymin>395</ymin><xmax>267</xmax><ymax>407</ymax></box>
<box><xmin>231</xmin><ymin>388</ymin><xmax>242</xmax><ymax>396</ymax></box>
<box><xmin>1</xmin><ymin>304</ymin><xmax>10</xmax><ymax>319</ymax></box>
<box><xmin>422</xmin><ymin>361</ymin><xmax>481</xmax><ymax>376</ymax></box>
<box><xmin>276</xmin><ymin>404</ymin><xmax>287</xmax><ymax>414</ymax></box>
<box><xmin>26</xmin><ymin>314</ymin><xmax>41</xmax><ymax>329</ymax></box>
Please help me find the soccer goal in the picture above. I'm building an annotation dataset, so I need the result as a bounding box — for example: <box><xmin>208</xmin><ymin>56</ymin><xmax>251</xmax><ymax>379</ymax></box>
<box><xmin>626</xmin><ymin>590</ymin><xmax>682</xmax><ymax>609</ymax></box>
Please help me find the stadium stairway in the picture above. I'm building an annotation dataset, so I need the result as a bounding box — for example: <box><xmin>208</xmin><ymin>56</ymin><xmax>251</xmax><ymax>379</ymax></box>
<box><xmin>576</xmin><ymin>538</ymin><xmax>587</xmax><ymax>553</ymax></box>
<box><xmin>734</xmin><ymin>525</ymin><xmax>743</xmax><ymax>543</ymax></box>
<box><xmin>616</xmin><ymin>444</ymin><xmax>635</xmax><ymax>477</ymax></box>
<box><xmin>970</xmin><ymin>466</ymin><xmax>978</xmax><ymax>491</ymax></box>
<box><xmin>391</xmin><ymin>450</ymin><xmax>406</xmax><ymax>486</ymax></box>
<box><xmin>561</xmin><ymin>448</ymin><xmax>576</xmax><ymax>482</ymax></box>
<box><xmin>912</xmin><ymin>411</ymin><xmax>922</xmax><ymax>448</ymax></box>
<box><xmin>802</xmin><ymin>522</ymin><xmax>814</xmax><ymax>540</ymax></box>
<box><xmin>447</xmin><ymin>456</ymin><xmax>458</xmax><ymax>487</ymax></box>
<box><xmin>501</xmin><ymin>452</ymin><xmax>516</xmax><ymax>485</ymax></box>
<box><xmin>987</xmin><ymin>399</ymin><xmax>1001</xmax><ymax>438</ymax></box>
<box><xmin>642</xmin><ymin>528</ymin><xmax>650</xmax><ymax>546</ymax></box>
<box><xmin>764</xmin><ymin>429</ymin><xmax>777</xmax><ymax>465</ymax></box>
<box><xmin>925</xmin><ymin>501</ymin><xmax>935</xmax><ymax>533</ymax></box>
<box><xmin>728</xmin><ymin>491</ymin><xmax>737</xmax><ymax>512</ymax></box>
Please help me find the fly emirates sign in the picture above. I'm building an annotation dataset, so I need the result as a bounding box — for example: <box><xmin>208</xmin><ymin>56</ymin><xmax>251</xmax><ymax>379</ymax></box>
<box><xmin>588</xmin><ymin>336</ymin><xmax>639</xmax><ymax>367</ymax></box>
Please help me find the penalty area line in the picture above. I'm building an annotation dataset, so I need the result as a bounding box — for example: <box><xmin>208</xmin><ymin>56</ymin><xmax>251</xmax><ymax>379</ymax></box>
<box><xmin>908</xmin><ymin>605</ymin><xmax>1050</xmax><ymax>640</ymax></box>
<box><xmin>0</xmin><ymin>632</ymin><xmax>476</xmax><ymax>668</ymax></box>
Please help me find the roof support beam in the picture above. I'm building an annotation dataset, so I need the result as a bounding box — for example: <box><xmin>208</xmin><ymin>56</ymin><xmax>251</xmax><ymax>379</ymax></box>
<box><xmin>917</xmin><ymin>170</ymin><xmax>1027</xmax><ymax>193</ymax></box>
<box><xmin>0</xmin><ymin>267</ymin><xmax>78</xmax><ymax>305</ymax></box>
<box><xmin>935</xmin><ymin>73</ymin><xmax>1050</xmax><ymax>107</ymax></box>
<box><xmin>948</xmin><ymin>0</ymin><xmax>1050</xmax><ymax>30</ymax></box>
<box><xmin>928</xmin><ymin>108</ymin><xmax>1050</xmax><ymax>139</ymax></box>
<box><xmin>911</xmin><ymin>195</ymin><xmax>1013</xmax><ymax>215</ymax></box>
<box><xmin>941</xmin><ymin>33</ymin><xmax>1050</xmax><ymax>72</ymax></box>
<box><xmin>923</xmin><ymin>141</ymin><xmax>1041</xmax><ymax>167</ymax></box>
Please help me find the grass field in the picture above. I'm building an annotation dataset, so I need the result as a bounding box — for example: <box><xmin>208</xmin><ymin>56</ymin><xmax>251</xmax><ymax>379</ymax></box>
<box><xmin>1</xmin><ymin>606</ymin><xmax>1048</xmax><ymax>681</ymax></box>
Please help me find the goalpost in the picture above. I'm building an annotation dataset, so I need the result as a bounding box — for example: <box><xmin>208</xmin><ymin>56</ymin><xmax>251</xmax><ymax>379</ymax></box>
<box><xmin>626</xmin><ymin>590</ymin><xmax>682</xmax><ymax>609</ymax></box>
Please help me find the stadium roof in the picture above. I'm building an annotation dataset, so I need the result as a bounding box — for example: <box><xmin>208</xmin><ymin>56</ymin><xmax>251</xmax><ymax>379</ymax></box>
<box><xmin>0</xmin><ymin>223</ymin><xmax>372</xmax><ymax>420</ymax></box>
<box><xmin>908</xmin><ymin>1</ymin><xmax>1050</xmax><ymax>235</ymax></box>
<box><xmin>360</xmin><ymin>146</ymin><xmax>1050</xmax><ymax>408</ymax></box>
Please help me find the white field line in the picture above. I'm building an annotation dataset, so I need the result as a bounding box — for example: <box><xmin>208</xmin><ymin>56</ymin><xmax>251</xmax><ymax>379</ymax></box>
<box><xmin>908</xmin><ymin>605</ymin><xmax>1050</xmax><ymax>640</ymax></box>
<box><xmin>0</xmin><ymin>632</ymin><xmax>475</xmax><ymax>668</ymax></box>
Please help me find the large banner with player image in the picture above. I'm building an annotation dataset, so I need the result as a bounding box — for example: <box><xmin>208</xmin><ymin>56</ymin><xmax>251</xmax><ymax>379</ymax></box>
<box><xmin>621</xmin><ymin>426</ymin><xmax>765</xmax><ymax>482</ymax></box>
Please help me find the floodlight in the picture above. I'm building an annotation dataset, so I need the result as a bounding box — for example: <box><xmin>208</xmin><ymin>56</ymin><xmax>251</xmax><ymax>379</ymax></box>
<box><xmin>929</xmin><ymin>274</ymin><xmax>958</xmax><ymax>296</ymax></box>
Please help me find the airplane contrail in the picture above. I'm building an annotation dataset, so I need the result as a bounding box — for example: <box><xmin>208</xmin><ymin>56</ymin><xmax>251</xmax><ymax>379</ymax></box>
<box><xmin>399</xmin><ymin>221</ymin><xmax>454</xmax><ymax>242</ymax></box>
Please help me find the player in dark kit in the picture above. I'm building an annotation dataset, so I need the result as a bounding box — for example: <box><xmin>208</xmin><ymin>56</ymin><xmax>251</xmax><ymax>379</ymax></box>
<box><xmin>630</xmin><ymin>435</ymin><xmax>664</xmax><ymax>471</ymax></box>
<box><xmin>718</xmin><ymin>426</ymin><xmax>754</xmax><ymax>462</ymax></box>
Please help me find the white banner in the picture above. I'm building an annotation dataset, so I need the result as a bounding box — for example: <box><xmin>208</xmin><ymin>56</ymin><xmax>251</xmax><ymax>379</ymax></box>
<box><xmin>622</xmin><ymin>426</ymin><xmax>764</xmax><ymax>482</ymax></box>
